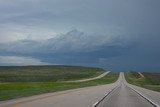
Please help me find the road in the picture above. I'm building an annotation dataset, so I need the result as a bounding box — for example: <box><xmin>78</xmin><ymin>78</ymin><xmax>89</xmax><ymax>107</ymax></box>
<box><xmin>97</xmin><ymin>73</ymin><xmax>155</xmax><ymax>107</ymax></box>
<box><xmin>138</xmin><ymin>72</ymin><xmax>144</xmax><ymax>78</ymax></box>
<box><xmin>0</xmin><ymin>72</ymin><xmax>160</xmax><ymax>107</ymax></box>
<box><xmin>64</xmin><ymin>71</ymin><xmax>110</xmax><ymax>82</ymax></box>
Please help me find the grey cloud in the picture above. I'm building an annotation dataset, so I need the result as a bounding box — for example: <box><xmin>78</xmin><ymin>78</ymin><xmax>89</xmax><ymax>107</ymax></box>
<box><xmin>0</xmin><ymin>29</ymin><xmax>127</xmax><ymax>54</ymax></box>
<box><xmin>0</xmin><ymin>0</ymin><xmax>160</xmax><ymax>71</ymax></box>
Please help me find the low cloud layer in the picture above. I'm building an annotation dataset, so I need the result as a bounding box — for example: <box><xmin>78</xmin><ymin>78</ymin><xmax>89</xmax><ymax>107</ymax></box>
<box><xmin>0</xmin><ymin>29</ymin><xmax>159</xmax><ymax>71</ymax></box>
<box><xmin>0</xmin><ymin>29</ymin><xmax>127</xmax><ymax>54</ymax></box>
<box><xmin>0</xmin><ymin>56</ymin><xmax>50</xmax><ymax>66</ymax></box>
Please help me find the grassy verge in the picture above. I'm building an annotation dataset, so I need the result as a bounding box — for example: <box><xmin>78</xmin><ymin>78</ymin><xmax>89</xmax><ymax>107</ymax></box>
<box><xmin>0</xmin><ymin>71</ymin><xmax>119</xmax><ymax>101</ymax></box>
<box><xmin>124</xmin><ymin>72</ymin><xmax>160</xmax><ymax>92</ymax></box>
<box><xmin>0</xmin><ymin>65</ymin><xmax>104</xmax><ymax>82</ymax></box>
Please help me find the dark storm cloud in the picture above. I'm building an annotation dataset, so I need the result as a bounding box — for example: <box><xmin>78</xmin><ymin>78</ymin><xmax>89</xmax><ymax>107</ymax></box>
<box><xmin>0</xmin><ymin>0</ymin><xmax>160</xmax><ymax>71</ymax></box>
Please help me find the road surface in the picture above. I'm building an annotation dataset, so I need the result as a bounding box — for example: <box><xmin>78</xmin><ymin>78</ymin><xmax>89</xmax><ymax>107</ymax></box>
<box><xmin>97</xmin><ymin>73</ymin><xmax>155</xmax><ymax>107</ymax></box>
<box><xmin>0</xmin><ymin>72</ymin><xmax>160</xmax><ymax>107</ymax></box>
<box><xmin>138</xmin><ymin>72</ymin><xmax>144</xmax><ymax>78</ymax></box>
<box><xmin>64</xmin><ymin>71</ymin><xmax>110</xmax><ymax>82</ymax></box>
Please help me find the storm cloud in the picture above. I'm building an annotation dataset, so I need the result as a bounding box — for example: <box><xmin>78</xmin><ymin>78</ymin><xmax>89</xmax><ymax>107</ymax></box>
<box><xmin>0</xmin><ymin>0</ymin><xmax>160</xmax><ymax>71</ymax></box>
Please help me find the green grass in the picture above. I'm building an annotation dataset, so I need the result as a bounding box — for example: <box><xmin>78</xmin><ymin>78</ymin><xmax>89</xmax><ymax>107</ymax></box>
<box><xmin>124</xmin><ymin>71</ymin><xmax>160</xmax><ymax>92</ymax></box>
<box><xmin>142</xmin><ymin>73</ymin><xmax>160</xmax><ymax>85</ymax></box>
<box><xmin>0</xmin><ymin>65</ymin><xmax>104</xmax><ymax>82</ymax></box>
<box><xmin>0</xmin><ymin>72</ymin><xmax>119</xmax><ymax>101</ymax></box>
<box><xmin>0</xmin><ymin>65</ymin><xmax>119</xmax><ymax>101</ymax></box>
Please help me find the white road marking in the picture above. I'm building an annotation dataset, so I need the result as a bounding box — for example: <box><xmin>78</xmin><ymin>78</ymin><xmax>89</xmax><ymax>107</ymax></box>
<box><xmin>92</xmin><ymin>102</ymin><xmax>99</xmax><ymax>107</ymax></box>
<box><xmin>92</xmin><ymin>85</ymin><xmax>120</xmax><ymax>107</ymax></box>
<box><xmin>105</xmin><ymin>93</ymin><xmax>109</xmax><ymax>96</ymax></box>
<box><xmin>127</xmin><ymin>85</ymin><xmax>159</xmax><ymax>107</ymax></box>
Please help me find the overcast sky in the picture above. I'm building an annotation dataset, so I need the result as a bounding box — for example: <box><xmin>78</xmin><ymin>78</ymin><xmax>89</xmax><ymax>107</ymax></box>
<box><xmin>0</xmin><ymin>0</ymin><xmax>160</xmax><ymax>72</ymax></box>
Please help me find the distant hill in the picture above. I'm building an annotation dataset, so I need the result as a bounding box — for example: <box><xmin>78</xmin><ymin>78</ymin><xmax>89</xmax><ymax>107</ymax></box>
<box><xmin>0</xmin><ymin>65</ymin><xmax>104</xmax><ymax>82</ymax></box>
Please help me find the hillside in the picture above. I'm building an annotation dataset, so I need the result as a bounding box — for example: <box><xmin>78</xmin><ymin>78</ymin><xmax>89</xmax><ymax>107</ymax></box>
<box><xmin>0</xmin><ymin>65</ymin><xmax>104</xmax><ymax>82</ymax></box>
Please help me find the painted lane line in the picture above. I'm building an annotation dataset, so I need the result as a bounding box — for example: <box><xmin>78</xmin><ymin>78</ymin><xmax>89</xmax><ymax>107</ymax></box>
<box><xmin>92</xmin><ymin>92</ymin><xmax>110</xmax><ymax>107</ymax></box>
<box><xmin>92</xmin><ymin>102</ymin><xmax>99</xmax><ymax>107</ymax></box>
<box><xmin>127</xmin><ymin>85</ymin><xmax>159</xmax><ymax>107</ymax></box>
<box><xmin>105</xmin><ymin>93</ymin><xmax>108</xmax><ymax>96</ymax></box>
<box><xmin>92</xmin><ymin>84</ymin><xmax>120</xmax><ymax>107</ymax></box>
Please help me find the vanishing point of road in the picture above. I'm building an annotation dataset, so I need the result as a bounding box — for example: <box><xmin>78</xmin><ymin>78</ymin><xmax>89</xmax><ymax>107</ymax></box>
<box><xmin>0</xmin><ymin>72</ymin><xmax>160</xmax><ymax>107</ymax></box>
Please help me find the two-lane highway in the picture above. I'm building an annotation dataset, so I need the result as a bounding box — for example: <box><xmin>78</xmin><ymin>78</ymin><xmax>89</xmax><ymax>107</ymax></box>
<box><xmin>0</xmin><ymin>72</ymin><xmax>160</xmax><ymax>107</ymax></box>
<box><xmin>97</xmin><ymin>83</ymin><xmax>154</xmax><ymax>107</ymax></box>
<box><xmin>95</xmin><ymin>73</ymin><xmax>157</xmax><ymax>107</ymax></box>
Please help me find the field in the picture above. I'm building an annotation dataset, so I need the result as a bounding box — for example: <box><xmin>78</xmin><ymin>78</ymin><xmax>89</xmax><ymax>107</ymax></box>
<box><xmin>0</xmin><ymin>65</ymin><xmax>119</xmax><ymax>101</ymax></box>
<box><xmin>0</xmin><ymin>65</ymin><xmax>104</xmax><ymax>82</ymax></box>
<box><xmin>124</xmin><ymin>72</ymin><xmax>160</xmax><ymax>92</ymax></box>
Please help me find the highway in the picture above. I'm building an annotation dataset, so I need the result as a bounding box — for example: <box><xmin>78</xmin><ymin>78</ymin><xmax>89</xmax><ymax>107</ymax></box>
<box><xmin>98</xmin><ymin>84</ymin><xmax>154</xmax><ymax>107</ymax></box>
<box><xmin>97</xmin><ymin>73</ymin><xmax>155</xmax><ymax>107</ymax></box>
<box><xmin>0</xmin><ymin>72</ymin><xmax>160</xmax><ymax>107</ymax></box>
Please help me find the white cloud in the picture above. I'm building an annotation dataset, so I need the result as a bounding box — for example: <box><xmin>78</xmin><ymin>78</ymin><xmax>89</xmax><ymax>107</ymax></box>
<box><xmin>0</xmin><ymin>56</ymin><xmax>51</xmax><ymax>66</ymax></box>
<box><xmin>0</xmin><ymin>24</ymin><xmax>57</xmax><ymax>43</ymax></box>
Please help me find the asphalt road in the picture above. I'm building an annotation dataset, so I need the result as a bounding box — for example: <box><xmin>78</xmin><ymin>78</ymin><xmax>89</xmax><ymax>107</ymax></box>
<box><xmin>97</xmin><ymin>83</ymin><xmax>154</xmax><ymax>107</ymax></box>
<box><xmin>64</xmin><ymin>71</ymin><xmax>110</xmax><ymax>82</ymax></box>
<box><xmin>0</xmin><ymin>72</ymin><xmax>160</xmax><ymax>107</ymax></box>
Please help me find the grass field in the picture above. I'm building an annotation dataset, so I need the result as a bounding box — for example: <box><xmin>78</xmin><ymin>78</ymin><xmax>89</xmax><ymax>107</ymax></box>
<box><xmin>124</xmin><ymin>71</ymin><xmax>160</xmax><ymax>92</ymax></box>
<box><xmin>0</xmin><ymin>65</ymin><xmax>119</xmax><ymax>101</ymax></box>
<box><xmin>0</xmin><ymin>65</ymin><xmax>104</xmax><ymax>82</ymax></box>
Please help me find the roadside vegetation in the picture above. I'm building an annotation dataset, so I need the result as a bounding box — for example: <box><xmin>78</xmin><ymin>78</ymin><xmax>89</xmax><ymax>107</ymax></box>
<box><xmin>125</xmin><ymin>71</ymin><xmax>160</xmax><ymax>92</ymax></box>
<box><xmin>0</xmin><ymin>65</ymin><xmax>119</xmax><ymax>101</ymax></box>
<box><xmin>0</xmin><ymin>65</ymin><xmax>104</xmax><ymax>82</ymax></box>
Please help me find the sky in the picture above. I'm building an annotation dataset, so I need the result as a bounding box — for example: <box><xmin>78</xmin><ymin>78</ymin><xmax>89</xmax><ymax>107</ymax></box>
<box><xmin>0</xmin><ymin>0</ymin><xmax>160</xmax><ymax>72</ymax></box>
